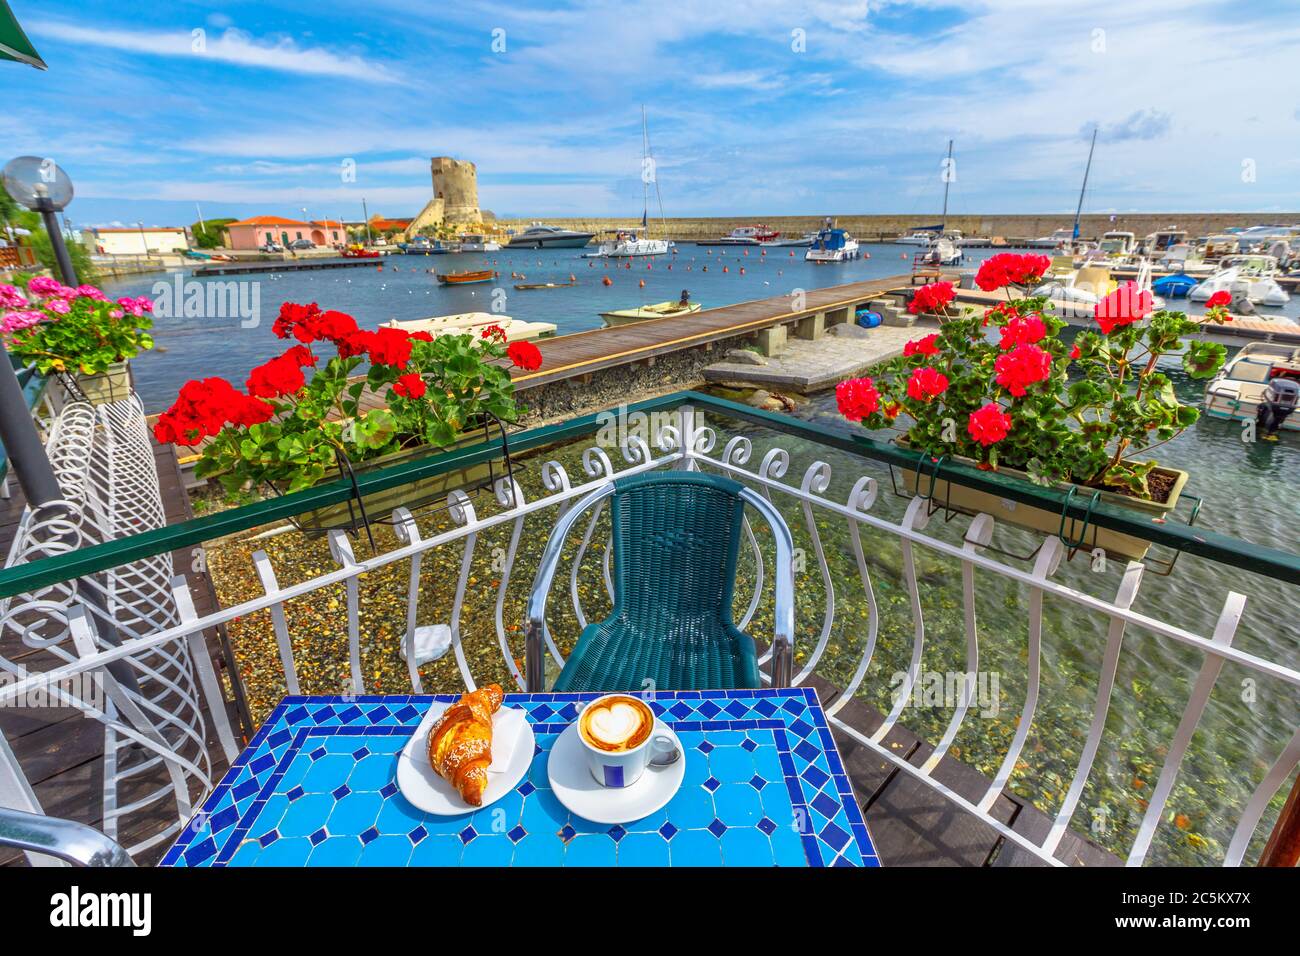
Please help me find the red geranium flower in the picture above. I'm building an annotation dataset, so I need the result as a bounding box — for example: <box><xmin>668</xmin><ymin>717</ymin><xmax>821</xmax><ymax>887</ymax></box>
<box><xmin>974</xmin><ymin>253</ymin><xmax>1052</xmax><ymax>291</ymax></box>
<box><xmin>1094</xmin><ymin>282</ymin><xmax>1153</xmax><ymax>334</ymax></box>
<box><xmin>1070</xmin><ymin>344</ymin><xmax>1082</xmax><ymax>360</ymax></box>
<box><xmin>998</xmin><ymin>314</ymin><xmax>1047</xmax><ymax>350</ymax></box>
<box><xmin>481</xmin><ymin>324</ymin><xmax>507</xmax><ymax>342</ymax></box>
<box><xmin>392</xmin><ymin>373</ymin><xmax>427</xmax><ymax>399</ymax></box>
<box><xmin>1206</xmin><ymin>290</ymin><xmax>1231</xmax><ymax>309</ymax></box>
<box><xmin>246</xmin><ymin>354</ymin><xmax>308</xmax><ymax>398</ymax></box>
<box><xmin>994</xmin><ymin>343</ymin><xmax>1052</xmax><ymax>397</ymax></box>
<box><xmin>368</xmin><ymin>327</ymin><xmax>413</xmax><ymax>367</ymax></box>
<box><xmin>907</xmin><ymin>281</ymin><xmax>956</xmax><ymax>315</ymax></box>
<box><xmin>835</xmin><ymin>377</ymin><xmax>880</xmax><ymax>421</ymax></box>
<box><xmin>507</xmin><ymin>340</ymin><xmax>542</xmax><ymax>371</ymax></box>
<box><xmin>903</xmin><ymin>333</ymin><xmax>941</xmax><ymax>357</ymax></box>
<box><xmin>906</xmin><ymin>366</ymin><xmax>949</xmax><ymax>402</ymax></box>
<box><xmin>967</xmin><ymin>403</ymin><xmax>1012</xmax><ymax>446</ymax></box>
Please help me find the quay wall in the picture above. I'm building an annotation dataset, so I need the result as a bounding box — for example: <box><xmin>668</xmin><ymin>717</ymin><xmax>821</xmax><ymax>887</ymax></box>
<box><xmin>494</xmin><ymin>213</ymin><xmax>1300</xmax><ymax>243</ymax></box>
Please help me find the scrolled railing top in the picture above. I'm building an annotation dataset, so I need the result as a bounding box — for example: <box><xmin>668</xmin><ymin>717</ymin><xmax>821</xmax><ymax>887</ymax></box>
<box><xmin>0</xmin><ymin>390</ymin><xmax>1296</xmax><ymax>604</ymax></box>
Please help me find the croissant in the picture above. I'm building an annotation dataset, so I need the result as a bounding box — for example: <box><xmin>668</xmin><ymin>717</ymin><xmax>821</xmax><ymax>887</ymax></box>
<box><xmin>427</xmin><ymin>684</ymin><xmax>504</xmax><ymax>806</ymax></box>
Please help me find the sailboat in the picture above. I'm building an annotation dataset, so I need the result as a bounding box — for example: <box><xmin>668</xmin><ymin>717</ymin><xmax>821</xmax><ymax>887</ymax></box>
<box><xmin>585</xmin><ymin>108</ymin><xmax>672</xmax><ymax>258</ymax></box>
<box><xmin>1031</xmin><ymin>129</ymin><xmax>1097</xmax><ymax>252</ymax></box>
<box><xmin>916</xmin><ymin>140</ymin><xmax>962</xmax><ymax>266</ymax></box>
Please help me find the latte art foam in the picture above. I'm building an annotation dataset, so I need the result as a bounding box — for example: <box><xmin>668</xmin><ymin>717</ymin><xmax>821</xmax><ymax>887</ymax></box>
<box><xmin>579</xmin><ymin>696</ymin><xmax>654</xmax><ymax>752</ymax></box>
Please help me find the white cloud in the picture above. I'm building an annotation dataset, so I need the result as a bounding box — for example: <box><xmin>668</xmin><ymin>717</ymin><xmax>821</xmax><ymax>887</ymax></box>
<box><xmin>28</xmin><ymin>22</ymin><xmax>403</xmax><ymax>84</ymax></box>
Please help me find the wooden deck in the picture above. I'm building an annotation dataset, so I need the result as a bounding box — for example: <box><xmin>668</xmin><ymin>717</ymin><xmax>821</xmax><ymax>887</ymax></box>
<box><xmin>0</xmin><ymin>437</ymin><xmax>247</xmax><ymax>866</ymax></box>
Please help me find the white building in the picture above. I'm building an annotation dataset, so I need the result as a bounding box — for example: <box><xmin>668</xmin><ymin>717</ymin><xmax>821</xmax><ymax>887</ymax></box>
<box><xmin>85</xmin><ymin>227</ymin><xmax>190</xmax><ymax>256</ymax></box>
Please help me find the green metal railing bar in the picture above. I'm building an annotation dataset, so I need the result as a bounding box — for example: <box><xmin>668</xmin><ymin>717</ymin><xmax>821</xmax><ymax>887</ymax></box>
<box><xmin>0</xmin><ymin>389</ymin><xmax>1296</xmax><ymax>600</ymax></box>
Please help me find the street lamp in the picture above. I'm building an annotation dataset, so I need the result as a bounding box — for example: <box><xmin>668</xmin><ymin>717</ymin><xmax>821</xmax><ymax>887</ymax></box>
<box><xmin>2</xmin><ymin>155</ymin><xmax>76</xmax><ymax>285</ymax></box>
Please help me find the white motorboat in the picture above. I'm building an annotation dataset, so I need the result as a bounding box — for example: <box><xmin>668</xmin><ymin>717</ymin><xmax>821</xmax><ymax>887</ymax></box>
<box><xmin>384</xmin><ymin>311</ymin><xmax>555</xmax><ymax>342</ymax></box>
<box><xmin>458</xmin><ymin>234</ymin><xmax>501</xmax><ymax>252</ymax></box>
<box><xmin>805</xmin><ymin>225</ymin><xmax>859</xmax><ymax>262</ymax></box>
<box><xmin>1032</xmin><ymin>261</ymin><xmax>1164</xmax><ymax>318</ymax></box>
<box><xmin>698</xmin><ymin>225</ymin><xmax>779</xmax><ymax>247</ymax></box>
<box><xmin>1203</xmin><ymin>343</ymin><xmax>1300</xmax><ymax>432</ymax></box>
<box><xmin>584</xmin><ymin>228</ymin><xmax>671</xmax><ymax>258</ymax></box>
<box><xmin>1141</xmin><ymin>227</ymin><xmax>1187</xmax><ymax>255</ymax></box>
<box><xmin>896</xmin><ymin>228</ymin><xmax>943</xmax><ymax>246</ymax></box>
<box><xmin>505</xmin><ymin>224</ymin><xmax>595</xmax><ymax>249</ymax></box>
<box><xmin>1189</xmin><ymin>255</ymin><xmax>1290</xmax><ymax>308</ymax></box>
<box><xmin>1026</xmin><ymin>228</ymin><xmax>1076</xmax><ymax>250</ymax></box>
<box><xmin>918</xmin><ymin>235</ymin><xmax>962</xmax><ymax>266</ymax></box>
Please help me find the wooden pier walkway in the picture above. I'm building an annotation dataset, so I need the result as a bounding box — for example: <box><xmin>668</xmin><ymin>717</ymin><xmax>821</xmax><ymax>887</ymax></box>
<box><xmin>506</xmin><ymin>275</ymin><xmax>906</xmax><ymax>390</ymax></box>
<box><xmin>192</xmin><ymin>257</ymin><xmax>382</xmax><ymax>277</ymax></box>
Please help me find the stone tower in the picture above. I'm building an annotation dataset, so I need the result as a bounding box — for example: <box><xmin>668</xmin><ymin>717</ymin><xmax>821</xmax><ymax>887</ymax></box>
<box><xmin>430</xmin><ymin>157</ymin><xmax>480</xmax><ymax>222</ymax></box>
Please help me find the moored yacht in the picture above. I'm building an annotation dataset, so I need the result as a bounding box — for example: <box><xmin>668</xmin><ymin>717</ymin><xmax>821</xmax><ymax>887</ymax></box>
<box><xmin>458</xmin><ymin>234</ymin><xmax>502</xmax><ymax>253</ymax></box>
<box><xmin>1189</xmin><ymin>255</ymin><xmax>1291</xmax><ymax>307</ymax></box>
<box><xmin>584</xmin><ymin>228</ymin><xmax>671</xmax><ymax>258</ymax></box>
<box><xmin>805</xmin><ymin>224</ymin><xmax>859</xmax><ymax>262</ymax></box>
<box><xmin>1203</xmin><ymin>343</ymin><xmax>1300</xmax><ymax>432</ymax></box>
<box><xmin>505</xmin><ymin>223</ymin><xmax>595</xmax><ymax>249</ymax></box>
<box><xmin>697</xmin><ymin>225</ymin><xmax>780</xmax><ymax>247</ymax></box>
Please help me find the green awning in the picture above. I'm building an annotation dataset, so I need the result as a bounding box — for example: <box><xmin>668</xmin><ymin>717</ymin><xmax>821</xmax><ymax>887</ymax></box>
<box><xmin>0</xmin><ymin>1</ymin><xmax>46</xmax><ymax>70</ymax></box>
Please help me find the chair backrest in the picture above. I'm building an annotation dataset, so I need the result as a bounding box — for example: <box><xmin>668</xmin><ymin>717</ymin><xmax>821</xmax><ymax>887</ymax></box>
<box><xmin>608</xmin><ymin>472</ymin><xmax>746</xmax><ymax>630</ymax></box>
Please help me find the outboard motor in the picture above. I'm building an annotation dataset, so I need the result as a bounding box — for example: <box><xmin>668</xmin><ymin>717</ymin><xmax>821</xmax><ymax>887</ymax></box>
<box><xmin>1256</xmin><ymin>378</ymin><xmax>1299</xmax><ymax>440</ymax></box>
<box><xmin>1230</xmin><ymin>280</ymin><xmax>1256</xmax><ymax>315</ymax></box>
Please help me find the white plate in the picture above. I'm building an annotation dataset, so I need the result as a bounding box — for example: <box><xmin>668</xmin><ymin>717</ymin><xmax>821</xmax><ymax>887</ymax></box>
<box><xmin>396</xmin><ymin>702</ymin><xmax>535</xmax><ymax>815</ymax></box>
<box><xmin>547</xmin><ymin>720</ymin><xmax>685</xmax><ymax>825</ymax></box>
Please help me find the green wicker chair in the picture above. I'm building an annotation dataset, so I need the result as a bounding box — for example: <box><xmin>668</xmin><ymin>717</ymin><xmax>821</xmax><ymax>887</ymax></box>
<box><xmin>524</xmin><ymin>471</ymin><xmax>794</xmax><ymax>692</ymax></box>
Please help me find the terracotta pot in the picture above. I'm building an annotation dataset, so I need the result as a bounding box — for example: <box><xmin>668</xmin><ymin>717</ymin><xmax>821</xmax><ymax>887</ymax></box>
<box><xmin>896</xmin><ymin>441</ymin><xmax>1189</xmax><ymax>561</ymax></box>
<box><xmin>74</xmin><ymin>361</ymin><xmax>132</xmax><ymax>405</ymax></box>
<box><xmin>291</xmin><ymin>433</ymin><xmax>496</xmax><ymax>534</ymax></box>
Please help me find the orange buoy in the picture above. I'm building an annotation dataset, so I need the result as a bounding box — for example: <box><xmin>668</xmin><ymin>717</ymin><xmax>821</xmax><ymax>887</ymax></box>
<box><xmin>377</xmin><ymin>264</ymin><xmax>383</xmax><ymax>271</ymax></box>
<box><xmin>789</xmin><ymin>251</ymin><xmax>794</xmax><ymax>257</ymax></box>
<box><xmin>739</xmin><ymin>267</ymin><xmax>745</xmax><ymax>275</ymax></box>
<box><xmin>723</xmin><ymin>266</ymin><xmax>729</xmax><ymax>273</ymax></box>
<box><xmin>639</xmin><ymin>279</ymin><xmax>646</xmax><ymax>288</ymax></box>
<box><xmin>568</xmin><ymin>274</ymin><xmax>575</xmax><ymax>281</ymax></box>
<box><xmin>702</xmin><ymin>266</ymin><xmax>708</xmax><ymax>272</ymax></box>
<box><xmin>602</xmin><ymin>276</ymin><xmax>613</xmax><ymax>286</ymax></box>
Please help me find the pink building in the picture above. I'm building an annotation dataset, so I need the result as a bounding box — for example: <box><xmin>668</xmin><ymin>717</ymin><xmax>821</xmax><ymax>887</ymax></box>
<box><xmin>224</xmin><ymin>216</ymin><xmax>345</xmax><ymax>250</ymax></box>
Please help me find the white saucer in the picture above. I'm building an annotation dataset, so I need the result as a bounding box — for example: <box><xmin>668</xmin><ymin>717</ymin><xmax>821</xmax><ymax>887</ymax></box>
<box><xmin>396</xmin><ymin>702</ymin><xmax>534</xmax><ymax>815</ymax></box>
<box><xmin>547</xmin><ymin>720</ymin><xmax>685</xmax><ymax>825</ymax></box>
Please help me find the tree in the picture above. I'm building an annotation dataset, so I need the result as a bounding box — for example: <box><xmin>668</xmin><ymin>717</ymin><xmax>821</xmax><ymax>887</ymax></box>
<box><xmin>189</xmin><ymin>217</ymin><xmax>236</xmax><ymax>249</ymax></box>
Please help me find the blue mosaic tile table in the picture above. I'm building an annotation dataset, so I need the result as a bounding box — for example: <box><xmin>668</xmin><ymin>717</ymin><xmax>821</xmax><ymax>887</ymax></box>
<box><xmin>162</xmin><ymin>688</ymin><xmax>877</xmax><ymax>867</ymax></box>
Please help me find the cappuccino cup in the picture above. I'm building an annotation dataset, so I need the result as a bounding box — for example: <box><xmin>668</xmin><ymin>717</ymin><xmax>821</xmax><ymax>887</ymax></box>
<box><xmin>577</xmin><ymin>694</ymin><xmax>677</xmax><ymax>789</ymax></box>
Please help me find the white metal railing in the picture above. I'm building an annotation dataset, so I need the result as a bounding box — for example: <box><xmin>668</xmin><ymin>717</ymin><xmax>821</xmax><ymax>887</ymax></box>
<box><xmin>0</xmin><ymin>392</ymin><xmax>220</xmax><ymax>863</ymax></box>
<box><xmin>0</xmin><ymin>406</ymin><xmax>1296</xmax><ymax>866</ymax></box>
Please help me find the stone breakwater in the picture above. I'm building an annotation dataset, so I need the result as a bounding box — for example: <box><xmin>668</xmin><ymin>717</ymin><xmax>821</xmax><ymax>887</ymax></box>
<box><xmin>495</xmin><ymin>213</ymin><xmax>1300</xmax><ymax>244</ymax></box>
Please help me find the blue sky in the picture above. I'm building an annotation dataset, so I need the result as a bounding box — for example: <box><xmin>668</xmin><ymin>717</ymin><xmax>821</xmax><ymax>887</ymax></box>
<box><xmin>2</xmin><ymin>0</ymin><xmax>1298</xmax><ymax>228</ymax></box>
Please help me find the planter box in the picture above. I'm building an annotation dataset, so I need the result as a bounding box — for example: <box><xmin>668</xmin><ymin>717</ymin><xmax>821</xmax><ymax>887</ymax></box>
<box><xmin>897</xmin><ymin>443</ymin><xmax>1188</xmax><ymax>562</ymax></box>
<box><xmin>75</xmin><ymin>361</ymin><xmax>132</xmax><ymax>405</ymax></box>
<box><xmin>291</xmin><ymin>434</ymin><xmax>496</xmax><ymax>534</ymax></box>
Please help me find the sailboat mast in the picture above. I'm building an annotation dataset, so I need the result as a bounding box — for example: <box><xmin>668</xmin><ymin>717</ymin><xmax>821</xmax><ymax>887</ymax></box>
<box><xmin>941</xmin><ymin>138</ymin><xmax>953</xmax><ymax>231</ymax></box>
<box><xmin>641</xmin><ymin>105</ymin><xmax>650</xmax><ymax>233</ymax></box>
<box><xmin>1073</xmin><ymin>128</ymin><xmax>1097</xmax><ymax>240</ymax></box>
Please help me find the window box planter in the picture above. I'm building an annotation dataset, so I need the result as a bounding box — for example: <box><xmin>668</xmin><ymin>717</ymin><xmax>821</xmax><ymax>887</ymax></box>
<box><xmin>281</xmin><ymin>433</ymin><xmax>498</xmax><ymax>535</ymax></box>
<box><xmin>895</xmin><ymin>439</ymin><xmax>1189</xmax><ymax>562</ymax></box>
<box><xmin>74</xmin><ymin>361</ymin><xmax>132</xmax><ymax>405</ymax></box>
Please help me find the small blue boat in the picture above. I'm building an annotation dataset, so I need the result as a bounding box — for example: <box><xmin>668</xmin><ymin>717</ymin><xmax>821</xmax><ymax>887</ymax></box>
<box><xmin>1152</xmin><ymin>273</ymin><xmax>1199</xmax><ymax>298</ymax></box>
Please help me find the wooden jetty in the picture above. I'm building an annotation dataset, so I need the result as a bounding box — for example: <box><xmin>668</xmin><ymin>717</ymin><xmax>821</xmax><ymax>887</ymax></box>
<box><xmin>191</xmin><ymin>257</ymin><xmax>386</xmax><ymax>278</ymax></box>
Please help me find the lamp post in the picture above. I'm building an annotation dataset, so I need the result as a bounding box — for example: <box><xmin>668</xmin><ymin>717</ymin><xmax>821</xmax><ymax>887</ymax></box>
<box><xmin>2</xmin><ymin>157</ymin><xmax>137</xmax><ymax>687</ymax></box>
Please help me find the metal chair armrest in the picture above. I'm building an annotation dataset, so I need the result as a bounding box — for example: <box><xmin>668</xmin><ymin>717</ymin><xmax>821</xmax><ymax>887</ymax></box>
<box><xmin>738</xmin><ymin>488</ymin><xmax>796</xmax><ymax>686</ymax></box>
<box><xmin>524</xmin><ymin>483</ymin><xmax>617</xmax><ymax>691</ymax></box>
<box><xmin>0</xmin><ymin>806</ymin><xmax>135</xmax><ymax>866</ymax></box>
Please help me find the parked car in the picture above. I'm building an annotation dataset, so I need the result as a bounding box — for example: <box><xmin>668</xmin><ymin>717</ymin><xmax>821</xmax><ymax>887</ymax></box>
<box><xmin>289</xmin><ymin>239</ymin><xmax>316</xmax><ymax>250</ymax></box>
<box><xmin>259</xmin><ymin>242</ymin><xmax>285</xmax><ymax>253</ymax></box>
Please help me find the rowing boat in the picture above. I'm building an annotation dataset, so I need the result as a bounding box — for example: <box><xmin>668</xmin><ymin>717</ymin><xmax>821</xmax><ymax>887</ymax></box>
<box><xmin>599</xmin><ymin>300</ymin><xmax>701</xmax><ymax>326</ymax></box>
<box><xmin>436</xmin><ymin>269</ymin><xmax>497</xmax><ymax>286</ymax></box>
<box><xmin>514</xmin><ymin>281</ymin><xmax>577</xmax><ymax>290</ymax></box>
